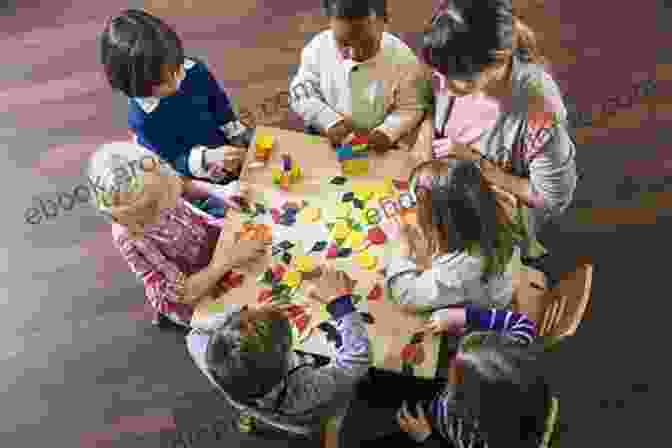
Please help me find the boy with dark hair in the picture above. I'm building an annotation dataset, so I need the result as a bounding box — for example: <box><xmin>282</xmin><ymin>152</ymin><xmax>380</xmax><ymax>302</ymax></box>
<box><xmin>100</xmin><ymin>9</ymin><xmax>254</xmax><ymax>185</ymax></box>
<box><xmin>290</xmin><ymin>0</ymin><xmax>431</xmax><ymax>152</ymax></box>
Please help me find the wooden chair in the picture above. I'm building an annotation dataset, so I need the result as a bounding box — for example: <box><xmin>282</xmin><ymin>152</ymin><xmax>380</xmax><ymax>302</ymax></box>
<box><xmin>514</xmin><ymin>263</ymin><xmax>593</xmax><ymax>339</ymax></box>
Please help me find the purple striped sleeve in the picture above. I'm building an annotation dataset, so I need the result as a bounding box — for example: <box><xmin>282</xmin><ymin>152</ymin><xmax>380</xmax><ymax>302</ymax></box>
<box><xmin>465</xmin><ymin>306</ymin><xmax>536</xmax><ymax>345</ymax></box>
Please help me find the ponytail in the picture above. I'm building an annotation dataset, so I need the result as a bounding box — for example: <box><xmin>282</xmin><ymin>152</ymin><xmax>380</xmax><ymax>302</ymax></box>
<box><xmin>513</xmin><ymin>16</ymin><xmax>546</xmax><ymax>65</ymax></box>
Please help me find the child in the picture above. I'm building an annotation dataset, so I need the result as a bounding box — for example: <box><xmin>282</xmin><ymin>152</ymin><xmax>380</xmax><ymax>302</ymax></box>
<box><xmin>368</xmin><ymin>306</ymin><xmax>557</xmax><ymax>448</ymax></box>
<box><xmin>384</xmin><ymin>159</ymin><xmax>521</xmax><ymax>311</ymax></box>
<box><xmin>186</xmin><ymin>266</ymin><xmax>370</xmax><ymax>443</ymax></box>
<box><xmin>99</xmin><ymin>9</ymin><xmax>254</xmax><ymax>184</ymax></box>
<box><xmin>290</xmin><ymin>0</ymin><xmax>430</xmax><ymax>152</ymax></box>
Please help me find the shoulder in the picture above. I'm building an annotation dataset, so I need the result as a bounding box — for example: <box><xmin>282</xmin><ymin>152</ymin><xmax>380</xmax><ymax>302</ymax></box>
<box><xmin>304</xmin><ymin>30</ymin><xmax>333</xmax><ymax>55</ymax></box>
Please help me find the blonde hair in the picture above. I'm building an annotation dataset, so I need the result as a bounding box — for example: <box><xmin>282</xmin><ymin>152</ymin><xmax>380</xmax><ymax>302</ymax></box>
<box><xmin>87</xmin><ymin>141</ymin><xmax>177</xmax><ymax>222</ymax></box>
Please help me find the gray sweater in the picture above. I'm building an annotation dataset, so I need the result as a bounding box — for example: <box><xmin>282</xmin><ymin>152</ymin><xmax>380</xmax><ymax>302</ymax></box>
<box><xmin>433</xmin><ymin>57</ymin><xmax>577</xmax><ymax>256</ymax></box>
<box><xmin>186</xmin><ymin>299</ymin><xmax>371</xmax><ymax>436</ymax></box>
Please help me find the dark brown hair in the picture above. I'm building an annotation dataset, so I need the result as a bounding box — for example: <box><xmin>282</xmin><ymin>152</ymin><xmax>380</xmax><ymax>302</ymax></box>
<box><xmin>409</xmin><ymin>159</ymin><xmax>504</xmax><ymax>282</ymax></box>
<box><xmin>421</xmin><ymin>0</ymin><xmax>545</xmax><ymax>95</ymax></box>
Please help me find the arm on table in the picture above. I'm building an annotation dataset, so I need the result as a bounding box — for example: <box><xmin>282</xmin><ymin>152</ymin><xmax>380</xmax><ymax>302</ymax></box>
<box><xmin>289</xmin><ymin>39</ymin><xmax>343</xmax><ymax>133</ymax></box>
<box><xmin>115</xmin><ymin>234</ymin><xmax>233</xmax><ymax>307</ymax></box>
<box><xmin>385</xmin><ymin>257</ymin><xmax>467</xmax><ymax>311</ymax></box>
<box><xmin>287</xmin><ymin>296</ymin><xmax>371</xmax><ymax>435</ymax></box>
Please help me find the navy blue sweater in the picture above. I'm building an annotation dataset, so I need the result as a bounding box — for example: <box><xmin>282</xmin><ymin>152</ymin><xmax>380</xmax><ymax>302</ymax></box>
<box><xmin>128</xmin><ymin>58</ymin><xmax>250</xmax><ymax>178</ymax></box>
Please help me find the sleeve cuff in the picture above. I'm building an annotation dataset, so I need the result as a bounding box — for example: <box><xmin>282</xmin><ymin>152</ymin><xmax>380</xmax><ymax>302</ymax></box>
<box><xmin>317</xmin><ymin>108</ymin><xmax>344</xmax><ymax>132</ymax></box>
<box><xmin>188</xmin><ymin>146</ymin><xmax>209</xmax><ymax>178</ymax></box>
<box><xmin>465</xmin><ymin>306</ymin><xmax>491</xmax><ymax>331</ymax></box>
<box><xmin>326</xmin><ymin>295</ymin><xmax>356</xmax><ymax>320</ymax></box>
<box><xmin>219</xmin><ymin>120</ymin><xmax>247</xmax><ymax>138</ymax></box>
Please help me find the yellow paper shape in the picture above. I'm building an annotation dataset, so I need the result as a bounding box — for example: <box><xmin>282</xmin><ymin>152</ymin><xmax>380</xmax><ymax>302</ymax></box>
<box><xmin>345</xmin><ymin>231</ymin><xmax>365</xmax><ymax>249</ymax></box>
<box><xmin>295</xmin><ymin>255</ymin><xmax>316</xmax><ymax>273</ymax></box>
<box><xmin>332</xmin><ymin>221</ymin><xmax>351</xmax><ymax>240</ymax></box>
<box><xmin>299</xmin><ymin>207</ymin><xmax>321</xmax><ymax>223</ymax></box>
<box><xmin>283</xmin><ymin>270</ymin><xmax>302</xmax><ymax>288</ymax></box>
<box><xmin>355</xmin><ymin>251</ymin><xmax>378</xmax><ymax>270</ymax></box>
<box><xmin>256</xmin><ymin>134</ymin><xmax>274</xmax><ymax>150</ymax></box>
<box><xmin>271</xmin><ymin>167</ymin><xmax>282</xmax><ymax>182</ymax></box>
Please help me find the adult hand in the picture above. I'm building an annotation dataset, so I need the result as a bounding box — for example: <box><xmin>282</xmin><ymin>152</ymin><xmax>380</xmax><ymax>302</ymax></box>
<box><xmin>367</xmin><ymin>129</ymin><xmax>393</xmax><ymax>153</ymax></box>
<box><xmin>399</xmin><ymin>224</ymin><xmax>423</xmax><ymax>258</ymax></box>
<box><xmin>421</xmin><ymin>308</ymin><xmax>468</xmax><ymax>335</ymax></box>
<box><xmin>326</xmin><ymin>118</ymin><xmax>354</xmax><ymax>147</ymax></box>
<box><xmin>432</xmin><ymin>137</ymin><xmax>482</xmax><ymax>161</ymax></box>
<box><xmin>397</xmin><ymin>401</ymin><xmax>432</xmax><ymax>443</ymax></box>
<box><xmin>306</xmin><ymin>264</ymin><xmax>357</xmax><ymax>304</ymax></box>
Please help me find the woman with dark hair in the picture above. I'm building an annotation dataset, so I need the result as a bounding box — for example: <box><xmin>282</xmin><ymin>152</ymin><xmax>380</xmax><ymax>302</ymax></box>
<box><xmin>366</xmin><ymin>307</ymin><xmax>558</xmax><ymax>447</ymax></box>
<box><xmin>385</xmin><ymin>159</ymin><xmax>521</xmax><ymax>311</ymax></box>
<box><xmin>415</xmin><ymin>0</ymin><xmax>577</xmax><ymax>283</ymax></box>
<box><xmin>99</xmin><ymin>9</ymin><xmax>254</xmax><ymax>185</ymax></box>
<box><xmin>186</xmin><ymin>265</ymin><xmax>371</xmax><ymax>447</ymax></box>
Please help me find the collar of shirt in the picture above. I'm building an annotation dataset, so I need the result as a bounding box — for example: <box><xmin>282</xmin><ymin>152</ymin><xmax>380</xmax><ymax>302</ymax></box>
<box><xmin>133</xmin><ymin>58</ymin><xmax>197</xmax><ymax>114</ymax></box>
<box><xmin>334</xmin><ymin>34</ymin><xmax>384</xmax><ymax>74</ymax></box>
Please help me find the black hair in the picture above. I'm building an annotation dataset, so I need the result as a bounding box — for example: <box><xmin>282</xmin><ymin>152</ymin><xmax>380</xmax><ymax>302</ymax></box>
<box><xmin>421</xmin><ymin>0</ymin><xmax>543</xmax><ymax>82</ymax></box>
<box><xmin>322</xmin><ymin>0</ymin><xmax>387</xmax><ymax>19</ymax></box>
<box><xmin>411</xmin><ymin>159</ymin><xmax>505</xmax><ymax>282</ymax></box>
<box><xmin>99</xmin><ymin>9</ymin><xmax>184</xmax><ymax>98</ymax></box>
<box><xmin>455</xmin><ymin>333</ymin><xmax>551</xmax><ymax>447</ymax></box>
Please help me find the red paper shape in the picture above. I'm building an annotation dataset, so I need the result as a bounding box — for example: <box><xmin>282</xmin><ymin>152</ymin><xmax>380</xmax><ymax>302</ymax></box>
<box><xmin>367</xmin><ymin>227</ymin><xmax>387</xmax><ymax>245</ymax></box>
<box><xmin>228</xmin><ymin>272</ymin><xmax>245</xmax><ymax>288</ymax></box>
<box><xmin>294</xmin><ymin>315</ymin><xmax>310</xmax><ymax>331</ymax></box>
<box><xmin>401</xmin><ymin>343</ymin><xmax>425</xmax><ymax>365</ymax></box>
<box><xmin>257</xmin><ymin>289</ymin><xmax>273</xmax><ymax>303</ymax></box>
<box><xmin>367</xmin><ymin>284</ymin><xmax>383</xmax><ymax>301</ymax></box>
<box><xmin>271</xmin><ymin>264</ymin><xmax>287</xmax><ymax>282</ymax></box>
<box><xmin>351</xmin><ymin>135</ymin><xmax>369</xmax><ymax>146</ymax></box>
<box><xmin>401</xmin><ymin>344</ymin><xmax>417</xmax><ymax>363</ymax></box>
<box><xmin>326</xmin><ymin>245</ymin><xmax>339</xmax><ymax>258</ymax></box>
<box><xmin>286</xmin><ymin>305</ymin><xmax>304</xmax><ymax>319</ymax></box>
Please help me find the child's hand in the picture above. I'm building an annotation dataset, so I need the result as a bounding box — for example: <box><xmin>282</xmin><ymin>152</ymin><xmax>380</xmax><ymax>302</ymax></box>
<box><xmin>326</xmin><ymin>118</ymin><xmax>354</xmax><ymax>147</ymax></box>
<box><xmin>306</xmin><ymin>264</ymin><xmax>357</xmax><ymax>304</ymax></box>
<box><xmin>421</xmin><ymin>308</ymin><xmax>467</xmax><ymax>335</ymax></box>
<box><xmin>368</xmin><ymin>129</ymin><xmax>393</xmax><ymax>153</ymax></box>
<box><xmin>210</xmin><ymin>181</ymin><xmax>249</xmax><ymax>210</ymax></box>
<box><xmin>205</xmin><ymin>146</ymin><xmax>246</xmax><ymax>179</ymax></box>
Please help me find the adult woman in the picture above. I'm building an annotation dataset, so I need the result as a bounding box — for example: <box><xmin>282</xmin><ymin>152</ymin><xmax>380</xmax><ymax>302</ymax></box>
<box><xmin>88</xmin><ymin>141</ymin><xmax>266</xmax><ymax>328</ymax></box>
<box><xmin>415</xmin><ymin>0</ymin><xmax>577</xmax><ymax>281</ymax></box>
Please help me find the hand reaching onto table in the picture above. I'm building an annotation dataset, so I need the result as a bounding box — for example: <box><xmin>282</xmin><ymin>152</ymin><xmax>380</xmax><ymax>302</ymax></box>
<box><xmin>326</xmin><ymin>117</ymin><xmax>355</xmax><ymax>147</ymax></box>
<box><xmin>305</xmin><ymin>264</ymin><xmax>357</xmax><ymax>304</ymax></box>
<box><xmin>420</xmin><ymin>307</ymin><xmax>467</xmax><ymax>335</ymax></box>
<box><xmin>367</xmin><ymin>129</ymin><xmax>393</xmax><ymax>154</ymax></box>
<box><xmin>212</xmin><ymin>227</ymin><xmax>266</xmax><ymax>269</ymax></box>
<box><xmin>205</xmin><ymin>146</ymin><xmax>247</xmax><ymax>179</ymax></box>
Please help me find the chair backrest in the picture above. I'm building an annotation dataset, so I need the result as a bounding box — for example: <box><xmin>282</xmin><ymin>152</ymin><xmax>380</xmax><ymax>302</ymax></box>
<box><xmin>517</xmin><ymin>264</ymin><xmax>593</xmax><ymax>338</ymax></box>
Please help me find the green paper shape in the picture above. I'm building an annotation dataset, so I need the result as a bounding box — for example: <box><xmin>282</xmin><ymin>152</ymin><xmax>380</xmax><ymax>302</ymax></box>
<box><xmin>207</xmin><ymin>302</ymin><xmax>228</xmax><ymax>313</ymax></box>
